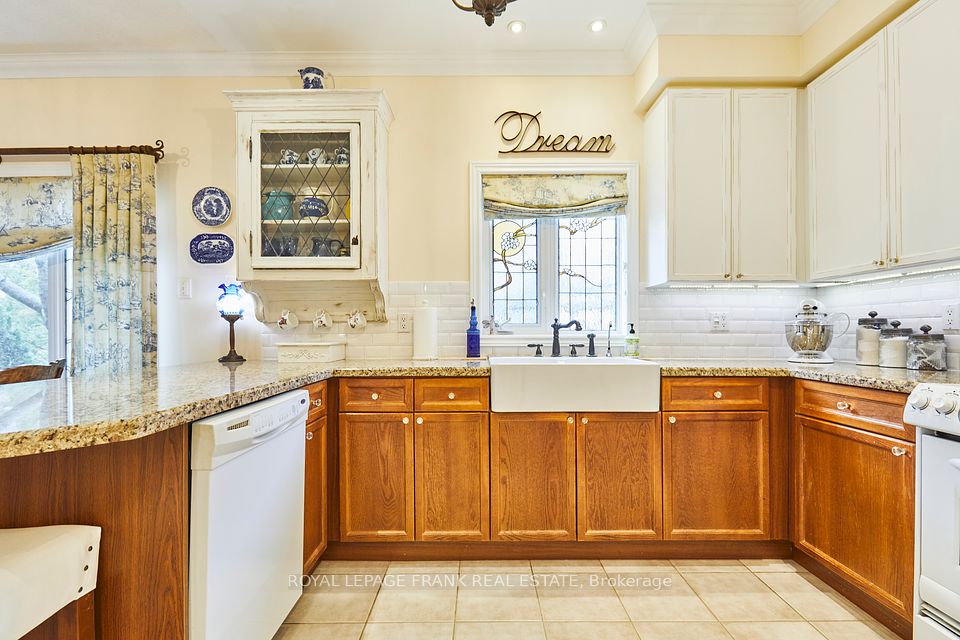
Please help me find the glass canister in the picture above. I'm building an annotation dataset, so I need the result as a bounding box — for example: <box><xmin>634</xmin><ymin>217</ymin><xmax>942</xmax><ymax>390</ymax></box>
<box><xmin>879</xmin><ymin>321</ymin><xmax>913</xmax><ymax>369</ymax></box>
<box><xmin>907</xmin><ymin>325</ymin><xmax>947</xmax><ymax>371</ymax></box>
<box><xmin>856</xmin><ymin>311</ymin><xmax>888</xmax><ymax>366</ymax></box>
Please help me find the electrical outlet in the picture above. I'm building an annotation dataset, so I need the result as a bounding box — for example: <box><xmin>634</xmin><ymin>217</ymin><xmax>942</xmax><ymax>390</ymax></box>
<box><xmin>398</xmin><ymin>312</ymin><xmax>412</xmax><ymax>333</ymax></box>
<box><xmin>943</xmin><ymin>302</ymin><xmax>960</xmax><ymax>330</ymax></box>
<box><xmin>710</xmin><ymin>311</ymin><xmax>729</xmax><ymax>332</ymax></box>
<box><xmin>177</xmin><ymin>278</ymin><xmax>193</xmax><ymax>299</ymax></box>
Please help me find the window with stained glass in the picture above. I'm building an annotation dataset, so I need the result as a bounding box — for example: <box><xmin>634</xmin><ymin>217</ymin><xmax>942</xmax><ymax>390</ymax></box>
<box><xmin>482</xmin><ymin>173</ymin><xmax>628</xmax><ymax>333</ymax></box>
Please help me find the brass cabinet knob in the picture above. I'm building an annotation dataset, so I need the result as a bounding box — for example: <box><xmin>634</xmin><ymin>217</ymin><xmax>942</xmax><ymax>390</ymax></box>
<box><xmin>713</xmin><ymin>391</ymin><xmax>723</xmax><ymax>399</ymax></box>
<box><xmin>581</xmin><ymin>417</ymin><xmax>589</xmax><ymax>425</ymax></box>
<box><xmin>735</xmin><ymin>273</ymin><xmax>743</xmax><ymax>280</ymax></box>
<box><xmin>668</xmin><ymin>416</ymin><xmax>677</xmax><ymax>424</ymax></box>
<box><xmin>892</xmin><ymin>446</ymin><xmax>907</xmax><ymax>457</ymax></box>
<box><xmin>371</xmin><ymin>393</ymin><xmax>379</xmax><ymax>401</ymax></box>
<box><xmin>836</xmin><ymin>401</ymin><xmax>850</xmax><ymax>411</ymax></box>
<box><xmin>312</xmin><ymin>399</ymin><xmax>322</xmax><ymax>407</ymax></box>
<box><xmin>723</xmin><ymin>273</ymin><xmax>731</xmax><ymax>279</ymax></box>
<box><xmin>305</xmin><ymin>432</ymin><xmax>314</xmax><ymax>441</ymax></box>
<box><xmin>448</xmin><ymin>392</ymin><xmax>456</xmax><ymax>400</ymax></box>
<box><xmin>402</xmin><ymin>417</ymin><xmax>410</xmax><ymax>425</ymax></box>
<box><xmin>567</xmin><ymin>416</ymin><xmax>574</xmax><ymax>424</ymax></box>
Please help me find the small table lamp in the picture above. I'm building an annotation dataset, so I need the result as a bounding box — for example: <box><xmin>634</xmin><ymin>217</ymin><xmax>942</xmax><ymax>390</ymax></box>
<box><xmin>216</xmin><ymin>283</ymin><xmax>246</xmax><ymax>363</ymax></box>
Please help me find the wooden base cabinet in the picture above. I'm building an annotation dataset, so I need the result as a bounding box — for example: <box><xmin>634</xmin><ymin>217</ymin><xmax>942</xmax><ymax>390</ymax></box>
<box><xmin>304</xmin><ymin>416</ymin><xmax>327</xmax><ymax>573</ymax></box>
<box><xmin>793</xmin><ymin>416</ymin><xmax>915</xmax><ymax>621</ymax></box>
<box><xmin>663</xmin><ymin>411</ymin><xmax>770</xmax><ymax>539</ymax></box>
<box><xmin>414</xmin><ymin>412</ymin><xmax>490</xmax><ymax>541</ymax></box>
<box><xmin>577</xmin><ymin>413</ymin><xmax>662</xmax><ymax>540</ymax></box>
<box><xmin>339</xmin><ymin>413</ymin><xmax>414</xmax><ymax>541</ymax></box>
<box><xmin>490</xmin><ymin>413</ymin><xmax>577</xmax><ymax>541</ymax></box>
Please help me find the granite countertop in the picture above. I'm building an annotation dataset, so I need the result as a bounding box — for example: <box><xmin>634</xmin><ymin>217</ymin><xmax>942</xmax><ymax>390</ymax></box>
<box><xmin>2</xmin><ymin>357</ymin><xmax>957</xmax><ymax>459</ymax></box>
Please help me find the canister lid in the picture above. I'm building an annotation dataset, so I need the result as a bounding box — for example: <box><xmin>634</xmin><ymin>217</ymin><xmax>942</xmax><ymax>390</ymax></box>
<box><xmin>909</xmin><ymin>324</ymin><xmax>945</xmax><ymax>342</ymax></box>
<box><xmin>858</xmin><ymin>310</ymin><xmax>888</xmax><ymax>327</ymax></box>
<box><xmin>880</xmin><ymin>320</ymin><xmax>914</xmax><ymax>337</ymax></box>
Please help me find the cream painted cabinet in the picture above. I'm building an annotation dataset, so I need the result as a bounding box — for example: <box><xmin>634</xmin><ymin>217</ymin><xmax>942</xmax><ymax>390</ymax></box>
<box><xmin>888</xmin><ymin>0</ymin><xmax>960</xmax><ymax>267</ymax></box>
<box><xmin>645</xmin><ymin>88</ymin><xmax>797</xmax><ymax>285</ymax></box>
<box><xmin>807</xmin><ymin>34</ymin><xmax>889</xmax><ymax>280</ymax></box>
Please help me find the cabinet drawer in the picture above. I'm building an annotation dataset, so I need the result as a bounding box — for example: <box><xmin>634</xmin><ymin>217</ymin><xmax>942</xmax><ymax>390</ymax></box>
<box><xmin>794</xmin><ymin>380</ymin><xmax>912</xmax><ymax>442</ymax></box>
<box><xmin>662</xmin><ymin>377</ymin><xmax>769</xmax><ymax>411</ymax></box>
<box><xmin>339</xmin><ymin>378</ymin><xmax>414</xmax><ymax>412</ymax></box>
<box><xmin>415</xmin><ymin>378</ymin><xmax>489</xmax><ymax>412</ymax></box>
<box><xmin>304</xmin><ymin>380</ymin><xmax>327</xmax><ymax>422</ymax></box>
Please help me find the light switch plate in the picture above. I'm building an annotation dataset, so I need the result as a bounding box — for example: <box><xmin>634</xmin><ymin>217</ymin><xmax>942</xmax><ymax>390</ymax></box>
<box><xmin>177</xmin><ymin>278</ymin><xmax>193</xmax><ymax>299</ymax></box>
<box><xmin>943</xmin><ymin>302</ymin><xmax>960</xmax><ymax>330</ymax></box>
<box><xmin>710</xmin><ymin>311</ymin><xmax>729</xmax><ymax>332</ymax></box>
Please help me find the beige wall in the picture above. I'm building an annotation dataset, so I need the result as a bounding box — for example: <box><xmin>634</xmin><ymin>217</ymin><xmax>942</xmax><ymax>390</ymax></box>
<box><xmin>0</xmin><ymin>75</ymin><xmax>642</xmax><ymax>363</ymax></box>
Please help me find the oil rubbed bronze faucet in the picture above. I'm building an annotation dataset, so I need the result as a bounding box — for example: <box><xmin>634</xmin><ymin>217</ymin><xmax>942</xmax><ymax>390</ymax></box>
<box><xmin>550</xmin><ymin>318</ymin><xmax>582</xmax><ymax>357</ymax></box>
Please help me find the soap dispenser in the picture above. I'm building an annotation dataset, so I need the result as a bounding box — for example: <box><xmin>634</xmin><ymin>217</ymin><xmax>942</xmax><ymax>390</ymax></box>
<box><xmin>624</xmin><ymin>323</ymin><xmax>640</xmax><ymax>357</ymax></box>
<box><xmin>466</xmin><ymin>299</ymin><xmax>481</xmax><ymax>358</ymax></box>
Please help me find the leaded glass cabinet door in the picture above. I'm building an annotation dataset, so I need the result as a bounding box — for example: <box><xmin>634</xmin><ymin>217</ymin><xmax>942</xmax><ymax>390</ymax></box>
<box><xmin>252</xmin><ymin>122</ymin><xmax>360</xmax><ymax>269</ymax></box>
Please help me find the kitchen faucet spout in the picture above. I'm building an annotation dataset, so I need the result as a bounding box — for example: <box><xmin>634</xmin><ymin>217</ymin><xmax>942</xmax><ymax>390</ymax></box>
<box><xmin>550</xmin><ymin>318</ymin><xmax>582</xmax><ymax>357</ymax></box>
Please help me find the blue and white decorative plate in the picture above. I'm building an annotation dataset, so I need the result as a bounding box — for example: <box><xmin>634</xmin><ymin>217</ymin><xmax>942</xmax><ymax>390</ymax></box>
<box><xmin>192</xmin><ymin>187</ymin><xmax>232</xmax><ymax>226</ymax></box>
<box><xmin>190</xmin><ymin>233</ymin><xmax>234</xmax><ymax>264</ymax></box>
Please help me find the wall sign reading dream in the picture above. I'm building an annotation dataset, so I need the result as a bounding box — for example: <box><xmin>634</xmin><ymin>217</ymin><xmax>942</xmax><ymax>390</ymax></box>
<box><xmin>496</xmin><ymin>111</ymin><xmax>615</xmax><ymax>154</ymax></box>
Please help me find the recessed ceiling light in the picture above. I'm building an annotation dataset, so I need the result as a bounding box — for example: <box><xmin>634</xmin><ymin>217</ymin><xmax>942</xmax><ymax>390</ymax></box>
<box><xmin>508</xmin><ymin>20</ymin><xmax>525</xmax><ymax>34</ymax></box>
<box><xmin>589</xmin><ymin>19</ymin><xmax>606</xmax><ymax>33</ymax></box>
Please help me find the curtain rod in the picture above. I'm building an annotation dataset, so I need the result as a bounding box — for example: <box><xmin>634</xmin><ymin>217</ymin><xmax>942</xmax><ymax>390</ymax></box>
<box><xmin>0</xmin><ymin>140</ymin><xmax>164</xmax><ymax>164</ymax></box>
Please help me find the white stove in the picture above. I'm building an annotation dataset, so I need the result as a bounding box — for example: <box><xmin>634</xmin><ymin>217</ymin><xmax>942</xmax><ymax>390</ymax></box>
<box><xmin>905</xmin><ymin>384</ymin><xmax>960</xmax><ymax>639</ymax></box>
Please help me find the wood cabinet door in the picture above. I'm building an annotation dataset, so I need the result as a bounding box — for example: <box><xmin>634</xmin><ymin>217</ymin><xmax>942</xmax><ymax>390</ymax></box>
<box><xmin>414</xmin><ymin>412</ymin><xmax>490</xmax><ymax>541</ymax></box>
<box><xmin>339</xmin><ymin>413</ymin><xmax>414</xmax><ymax>541</ymax></box>
<box><xmin>732</xmin><ymin>89</ymin><xmax>797</xmax><ymax>281</ymax></box>
<box><xmin>808</xmin><ymin>33</ymin><xmax>890</xmax><ymax>279</ymax></box>
<box><xmin>577</xmin><ymin>413</ymin><xmax>662</xmax><ymax>541</ymax></box>
<box><xmin>667</xmin><ymin>89</ymin><xmax>732</xmax><ymax>281</ymax></box>
<box><xmin>793</xmin><ymin>416</ymin><xmax>915</xmax><ymax>620</ymax></box>
<box><xmin>663</xmin><ymin>411</ymin><xmax>770</xmax><ymax>539</ymax></box>
<box><xmin>490</xmin><ymin>413</ymin><xmax>577</xmax><ymax>541</ymax></box>
<box><xmin>303</xmin><ymin>416</ymin><xmax>327</xmax><ymax>573</ymax></box>
<box><xmin>888</xmin><ymin>0</ymin><xmax>960</xmax><ymax>267</ymax></box>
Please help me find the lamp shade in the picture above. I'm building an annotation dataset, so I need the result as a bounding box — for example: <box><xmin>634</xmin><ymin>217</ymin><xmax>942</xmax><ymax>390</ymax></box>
<box><xmin>216</xmin><ymin>283</ymin><xmax>245</xmax><ymax>317</ymax></box>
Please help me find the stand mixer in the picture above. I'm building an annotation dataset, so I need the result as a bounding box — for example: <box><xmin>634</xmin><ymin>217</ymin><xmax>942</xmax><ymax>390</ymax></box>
<box><xmin>785</xmin><ymin>299</ymin><xmax>851</xmax><ymax>364</ymax></box>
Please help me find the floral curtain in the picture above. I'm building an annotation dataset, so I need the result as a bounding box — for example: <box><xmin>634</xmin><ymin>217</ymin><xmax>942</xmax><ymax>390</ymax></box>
<box><xmin>71</xmin><ymin>153</ymin><xmax>157</xmax><ymax>373</ymax></box>
<box><xmin>482</xmin><ymin>173</ymin><xmax>627</xmax><ymax>220</ymax></box>
<box><xmin>0</xmin><ymin>177</ymin><xmax>73</xmax><ymax>259</ymax></box>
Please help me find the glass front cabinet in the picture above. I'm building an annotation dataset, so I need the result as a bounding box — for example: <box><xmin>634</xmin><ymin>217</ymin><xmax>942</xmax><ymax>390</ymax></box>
<box><xmin>226</xmin><ymin>90</ymin><xmax>393</xmax><ymax>322</ymax></box>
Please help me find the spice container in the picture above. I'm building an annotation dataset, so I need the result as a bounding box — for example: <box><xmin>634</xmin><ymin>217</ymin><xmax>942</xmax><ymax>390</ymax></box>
<box><xmin>856</xmin><ymin>311</ymin><xmax>888</xmax><ymax>366</ymax></box>
<box><xmin>907</xmin><ymin>325</ymin><xmax>947</xmax><ymax>371</ymax></box>
<box><xmin>879</xmin><ymin>321</ymin><xmax>913</xmax><ymax>369</ymax></box>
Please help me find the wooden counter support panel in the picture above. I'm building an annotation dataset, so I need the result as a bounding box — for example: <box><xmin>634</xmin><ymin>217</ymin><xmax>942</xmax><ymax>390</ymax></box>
<box><xmin>663</xmin><ymin>377</ymin><xmax>769</xmax><ymax>411</ymax></box>
<box><xmin>304</xmin><ymin>380</ymin><xmax>327</xmax><ymax>424</ymax></box>
<box><xmin>0</xmin><ymin>426</ymin><xmax>189</xmax><ymax>640</ymax></box>
<box><xmin>491</xmin><ymin>413</ymin><xmax>577</xmax><ymax>541</ymax></box>
<box><xmin>793</xmin><ymin>415</ymin><xmax>915</xmax><ymax>623</ymax></box>
<box><xmin>794</xmin><ymin>380</ymin><xmax>912</xmax><ymax>441</ymax></box>
<box><xmin>303</xmin><ymin>415</ymin><xmax>328</xmax><ymax>573</ymax></box>
<box><xmin>339</xmin><ymin>412</ymin><xmax>414</xmax><ymax>541</ymax></box>
<box><xmin>663</xmin><ymin>411</ymin><xmax>770</xmax><ymax>540</ymax></box>
<box><xmin>339</xmin><ymin>378</ymin><xmax>414</xmax><ymax>412</ymax></box>
<box><xmin>414</xmin><ymin>412</ymin><xmax>490</xmax><ymax>541</ymax></box>
<box><xmin>577</xmin><ymin>413</ymin><xmax>662</xmax><ymax>540</ymax></box>
<box><xmin>414</xmin><ymin>378</ymin><xmax>489</xmax><ymax>412</ymax></box>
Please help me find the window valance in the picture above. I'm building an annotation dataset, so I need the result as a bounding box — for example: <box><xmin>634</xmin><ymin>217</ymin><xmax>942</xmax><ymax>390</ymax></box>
<box><xmin>482</xmin><ymin>173</ymin><xmax>627</xmax><ymax>220</ymax></box>
<box><xmin>0</xmin><ymin>177</ymin><xmax>72</xmax><ymax>260</ymax></box>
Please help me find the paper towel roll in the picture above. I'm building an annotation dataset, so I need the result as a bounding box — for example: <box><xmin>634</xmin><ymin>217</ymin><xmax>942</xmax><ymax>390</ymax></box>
<box><xmin>413</xmin><ymin>305</ymin><xmax>439</xmax><ymax>360</ymax></box>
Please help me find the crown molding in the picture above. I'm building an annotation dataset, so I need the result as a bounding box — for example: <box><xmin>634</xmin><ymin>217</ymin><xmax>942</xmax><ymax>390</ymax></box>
<box><xmin>624</xmin><ymin>7</ymin><xmax>659</xmax><ymax>69</ymax></box>
<box><xmin>0</xmin><ymin>49</ymin><xmax>635</xmax><ymax>79</ymax></box>
<box><xmin>645</xmin><ymin>0</ymin><xmax>837</xmax><ymax>35</ymax></box>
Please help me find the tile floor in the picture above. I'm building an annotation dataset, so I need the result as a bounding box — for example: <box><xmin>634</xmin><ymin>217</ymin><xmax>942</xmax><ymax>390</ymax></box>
<box><xmin>274</xmin><ymin>559</ymin><xmax>901</xmax><ymax>640</ymax></box>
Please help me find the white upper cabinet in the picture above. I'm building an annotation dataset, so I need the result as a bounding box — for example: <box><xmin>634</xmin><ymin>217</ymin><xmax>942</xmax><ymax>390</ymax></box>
<box><xmin>732</xmin><ymin>89</ymin><xmax>797</xmax><ymax>281</ymax></box>
<box><xmin>888</xmin><ymin>0</ymin><xmax>960</xmax><ymax>267</ymax></box>
<box><xmin>807</xmin><ymin>33</ymin><xmax>889</xmax><ymax>280</ymax></box>
<box><xmin>645</xmin><ymin>88</ymin><xmax>797</xmax><ymax>285</ymax></box>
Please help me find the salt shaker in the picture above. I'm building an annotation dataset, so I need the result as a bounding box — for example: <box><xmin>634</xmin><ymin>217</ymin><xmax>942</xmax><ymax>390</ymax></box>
<box><xmin>907</xmin><ymin>325</ymin><xmax>947</xmax><ymax>371</ymax></box>
<box><xmin>856</xmin><ymin>311</ymin><xmax>888</xmax><ymax>366</ymax></box>
<box><xmin>879</xmin><ymin>321</ymin><xmax>913</xmax><ymax>369</ymax></box>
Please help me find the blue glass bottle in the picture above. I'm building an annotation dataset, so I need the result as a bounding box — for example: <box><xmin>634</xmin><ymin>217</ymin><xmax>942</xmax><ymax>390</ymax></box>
<box><xmin>466</xmin><ymin>300</ymin><xmax>481</xmax><ymax>358</ymax></box>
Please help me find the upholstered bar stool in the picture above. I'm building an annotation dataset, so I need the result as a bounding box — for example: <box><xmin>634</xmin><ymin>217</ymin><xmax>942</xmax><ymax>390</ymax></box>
<box><xmin>0</xmin><ymin>525</ymin><xmax>101</xmax><ymax>639</ymax></box>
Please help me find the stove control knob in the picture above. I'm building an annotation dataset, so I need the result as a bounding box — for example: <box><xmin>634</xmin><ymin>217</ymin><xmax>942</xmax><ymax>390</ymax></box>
<box><xmin>933</xmin><ymin>395</ymin><xmax>958</xmax><ymax>415</ymax></box>
<box><xmin>909</xmin><ymin>391</ymin><xmax>931</xmax><ymax>410</ymax></box>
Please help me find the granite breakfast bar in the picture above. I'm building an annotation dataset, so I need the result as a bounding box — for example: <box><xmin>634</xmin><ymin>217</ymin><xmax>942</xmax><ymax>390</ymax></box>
<box><xmin>1</xmin><ymin>358</ymin><xmax>955</xmax><ymax>640</ymax></box>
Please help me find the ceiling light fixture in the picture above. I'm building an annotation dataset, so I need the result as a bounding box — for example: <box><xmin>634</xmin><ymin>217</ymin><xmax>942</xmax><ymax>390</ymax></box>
<box><xmin>590</xmin><ymin>19</ymin><xmax>607</xmax><ymax>33</ymax></box>
<box><xmin>452</xmin><ymin>0</ymin><xmax>519</xmax><ymax>27</ymax></box>
<box><xmin>507</xmin><ymin>20</ymin><xmax>525</xmax><ymax>33</ymax></box>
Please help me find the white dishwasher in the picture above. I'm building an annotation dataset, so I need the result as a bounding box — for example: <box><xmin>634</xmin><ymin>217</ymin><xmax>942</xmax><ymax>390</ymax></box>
<box><xmin>190</xmin><ymin>389</ymin><xmax>309</xmax><ymax>640</ymax></box>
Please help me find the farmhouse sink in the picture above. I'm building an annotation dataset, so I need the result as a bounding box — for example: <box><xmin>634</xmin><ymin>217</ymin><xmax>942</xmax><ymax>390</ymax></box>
<box><xmin>489</xmin><ymin>356</ymin><xmax>661</xmax><ymax>413</ymax></box>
